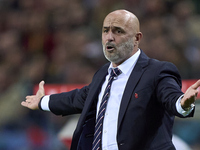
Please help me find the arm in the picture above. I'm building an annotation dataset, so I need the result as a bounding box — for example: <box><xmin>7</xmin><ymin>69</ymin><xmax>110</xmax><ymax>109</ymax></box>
<box><xmin>156</xmin><ymin>62</ymin><xmax>184</xmax><ymax>116</ymax></box>
<box><xmin>48</xmin><ymin>85</ymin><xmax>89</xmax><ymax>116</ymax></box>
<box><xmin>155</xmin><ymin>62</ymin><xmax>200</xmax><ymax>116</ymax></box>
<box><xmin>21</xmin><ymin>80</ymin><xmax>90</xmax><ymax>116</ymax></box>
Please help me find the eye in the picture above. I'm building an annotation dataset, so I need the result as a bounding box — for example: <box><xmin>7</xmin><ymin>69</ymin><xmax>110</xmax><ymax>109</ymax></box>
<box><xmin>115</xmin><ymin>28</ymin><xmax>125</xmax><ymax>34</ymax></box>
<box><xmin>103</xmin><ymin>29</ymin><xmax>108</xmax><ymax>33</ymax></box>
<box><xmin>117</xmin><ymin>30</ymin><xmax>122</xmax><ymax>33</ymax></box>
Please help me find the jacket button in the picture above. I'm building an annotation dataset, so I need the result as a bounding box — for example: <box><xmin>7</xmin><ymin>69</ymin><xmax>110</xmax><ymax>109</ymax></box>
<box><xmin>119</xmin><ymin>143</ymin><xmax>124</xmax><ymax>146</ymax></box>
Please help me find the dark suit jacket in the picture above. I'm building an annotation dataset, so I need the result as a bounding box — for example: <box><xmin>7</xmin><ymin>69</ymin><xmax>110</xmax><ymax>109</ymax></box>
<box><xmin>47</xmin><ymin>50</ymin><xmax>194</xmax><ymax>150</ymax></box>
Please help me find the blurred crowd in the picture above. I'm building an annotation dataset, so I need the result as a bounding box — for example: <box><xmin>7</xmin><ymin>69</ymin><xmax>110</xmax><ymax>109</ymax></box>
<box><xmin>0</xmin><ymin>0</ymin><xmax>200</xmax><ymax>149</ymax></box>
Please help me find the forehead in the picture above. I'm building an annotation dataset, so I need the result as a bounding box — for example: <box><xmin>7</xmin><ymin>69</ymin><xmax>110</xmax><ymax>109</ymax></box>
<box><xmin>103</xmin><ymin>13</ymin><xmax>132</xmax><ymax>29</ymax></box>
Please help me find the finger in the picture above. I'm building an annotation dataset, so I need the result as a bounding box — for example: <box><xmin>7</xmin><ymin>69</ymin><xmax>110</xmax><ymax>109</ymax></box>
<box><xmin>39</xmin><ymin>80</ymin><xmax>45</xmax><ymax>90</ymax></box>
<box><xmin>21</xmin><ymin>101</ymin><xmax>37</xmax><ymax>109</ymax></box>
<box><xmin>25</xmin><ymin>99</ymin><xmax>32</xmax><ymax>103</ymax></box>
<box><xmin>26</xmin><ymin>95</ymin><xmax>35</xmax><ymax>99</ymax></box>
<box><xmin>21</xmin><ymin>101</ymin><xmax>28</xmax><ymax>107</ymax></box>
<box><xmin>191</xmin><ymin>79</ymin><xmax>200</xmax><ymax>90</ymax></box>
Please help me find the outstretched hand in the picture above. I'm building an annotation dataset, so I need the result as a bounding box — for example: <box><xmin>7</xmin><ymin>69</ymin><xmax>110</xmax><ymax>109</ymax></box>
<box><xmin>181</xmin><ymin>79</ymin><xmax>200</xmax><ymax>110</ymax></box>
<box><xmin>21</xmin><ymin>81</ymin><xmax>45</xmax><ymax>110</ymax></box>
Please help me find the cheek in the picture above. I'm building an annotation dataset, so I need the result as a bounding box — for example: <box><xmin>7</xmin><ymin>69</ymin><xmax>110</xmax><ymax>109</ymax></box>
<box><xmin>102</xmin><ymin>33</ymin><xmax>107</xmax><ymax>41</ymax></box>
<box><xmin>116</xmin><ymin>35</ymin><xmax>129</xmax><ymax>43</ymax></box>
<box><xmin>102</xmin><ymin>38</ymin><xmax>106</xmax><ymax>46</ymax></box>
<box><xmin>115</xmin><ymin>38</ymin><xmax>126</xmax><ymax>46</ymax></box>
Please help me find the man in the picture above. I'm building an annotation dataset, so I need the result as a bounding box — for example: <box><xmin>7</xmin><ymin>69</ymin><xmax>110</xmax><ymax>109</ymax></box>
<box><xmin>21</xmin><ymin>10</ymin><xmax>200</xmax><ymax>150</ymax></box>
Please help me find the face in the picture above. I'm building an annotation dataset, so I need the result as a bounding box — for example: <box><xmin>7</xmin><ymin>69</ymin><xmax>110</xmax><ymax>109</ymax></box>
<box><xmin>102</xmin><ymin>10</ymin><xmax>142</xmax><ymax>67</ymax></box>
<box><xmin>103</xmin><ymin>36</ymin><xmax>134</xmax><ymax>66</ymax></box>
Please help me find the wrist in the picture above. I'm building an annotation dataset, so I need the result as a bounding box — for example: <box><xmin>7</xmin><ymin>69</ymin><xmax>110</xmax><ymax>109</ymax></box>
<box><xmin>38</xmin><ymin>96</ymin><xmax>45</xmax><ymax>111</ymax></box>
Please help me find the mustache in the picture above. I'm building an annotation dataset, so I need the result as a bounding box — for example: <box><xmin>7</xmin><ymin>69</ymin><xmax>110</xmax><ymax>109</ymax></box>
<box><xmin>105</xmin><ymin>42</ymin><xmax>116</xmax><ymax>49</ymax></box>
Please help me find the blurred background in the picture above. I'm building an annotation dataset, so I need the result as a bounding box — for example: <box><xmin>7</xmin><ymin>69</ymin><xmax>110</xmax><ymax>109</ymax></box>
<box><xmin>0</xmin><ymin>0</ymin><xmax>200</xmax><ymax>149</ymax></box>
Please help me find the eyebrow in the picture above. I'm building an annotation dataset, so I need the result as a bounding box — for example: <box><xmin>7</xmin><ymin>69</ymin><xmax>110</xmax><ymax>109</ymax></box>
<box><xmin>103</xmin><ymin>26</ymin><xmax>125</xmax><ymax>31</ymax></box>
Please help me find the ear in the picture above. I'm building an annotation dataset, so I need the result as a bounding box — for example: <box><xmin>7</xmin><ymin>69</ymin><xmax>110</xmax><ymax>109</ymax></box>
<box><xmin>134</xmin><ymin>32</ymin><xmax>143</xmax><ymax>46</ymax></box>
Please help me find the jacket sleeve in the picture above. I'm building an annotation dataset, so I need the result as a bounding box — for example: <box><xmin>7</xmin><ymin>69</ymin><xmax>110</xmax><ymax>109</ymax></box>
<box><xmin>49</xmin><ymin>84</ymin><xmax>90</xmax><ymax>116</ymax></box>
<box><xmin>155</xmin><ymin>62</ymin><xmax>194</xmax><ymax>118</ymax></box>
<box><xmin>47</xmin><ymin>63</ymin><xmax>109</xmax><ymax>116</ymax></box>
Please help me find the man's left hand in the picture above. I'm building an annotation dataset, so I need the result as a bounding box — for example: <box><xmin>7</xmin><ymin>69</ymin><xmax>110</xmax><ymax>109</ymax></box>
<box><xmin>181</xmin><ymin>79</ymin><xmax>200</xmax><ymax>110</ymax></box>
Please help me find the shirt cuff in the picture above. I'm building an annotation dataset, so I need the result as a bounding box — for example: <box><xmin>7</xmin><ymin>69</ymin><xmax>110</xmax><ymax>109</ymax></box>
<box><xmin>176</xmin><ymin>95</ymin><xmax>194</xmax><ymax>117</ymax></box>
<box><xmin>40</xmin><ymin>95</ymin><xmax>50</xmax><ymax>111</ymax></box>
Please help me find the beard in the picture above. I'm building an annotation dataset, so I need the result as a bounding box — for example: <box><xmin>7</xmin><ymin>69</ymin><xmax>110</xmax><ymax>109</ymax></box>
<box><xmin>103</xmin><ymin>38</ymin><xmax>134</xmax><ymax>65</ymax></box>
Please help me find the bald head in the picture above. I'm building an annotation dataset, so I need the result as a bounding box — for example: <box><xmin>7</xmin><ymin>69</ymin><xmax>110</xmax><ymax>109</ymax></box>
<box><xmin>102</xmin><ymin>9</ymin><xmax>143</xmax><ymax>66</ymax></box>
<box><xmin>103</xmin><ymin>10</ymin><xmax>140</xmax><ymax>35</ymax></box>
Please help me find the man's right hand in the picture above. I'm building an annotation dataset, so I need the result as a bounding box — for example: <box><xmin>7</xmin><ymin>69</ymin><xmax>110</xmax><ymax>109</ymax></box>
<box><xmin>21</xmin><ymin>81</ymin><xmax>45</xmax><ymax>110</ymax></box>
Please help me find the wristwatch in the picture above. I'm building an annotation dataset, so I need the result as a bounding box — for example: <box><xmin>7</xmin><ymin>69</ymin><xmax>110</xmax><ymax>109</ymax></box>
<box><xmin>184</xmin><ymin>103</ymin><xmax>195</xmax><ymax>111</ymax></box>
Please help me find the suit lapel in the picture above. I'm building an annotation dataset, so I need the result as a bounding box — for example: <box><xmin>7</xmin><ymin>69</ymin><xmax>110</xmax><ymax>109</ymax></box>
<box><xmin>86</xmin><ymin>63</ymin><xmax>109</xmax><ymax>108</ymax></box>
<box><xmin>73</xmin><ymin>64</ymin><xmax>110</xmax><ymax>149</ymax></box>
<box><xmin>77</xmin><ymin>63</ymin><xmax>109</xmax><ymax>127</ymax></box>
<box><xmin>118</xmin><ymin>51</ymin><xmax>149</xmax><ymax>129</ymax></box>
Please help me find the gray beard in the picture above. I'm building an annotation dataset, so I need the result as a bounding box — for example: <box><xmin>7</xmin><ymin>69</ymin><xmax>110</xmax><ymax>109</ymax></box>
<box><xmin>103</xmin><ymin>39</ymin><xmax>134</xmax><ymax>64</ymax></box>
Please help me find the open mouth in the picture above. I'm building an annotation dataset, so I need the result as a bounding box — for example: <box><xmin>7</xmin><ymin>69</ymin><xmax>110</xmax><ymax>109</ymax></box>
<box><xmin>106</xmin><ymin>45</ymin><xmax>115</xmax><ymax>51</ymax></box>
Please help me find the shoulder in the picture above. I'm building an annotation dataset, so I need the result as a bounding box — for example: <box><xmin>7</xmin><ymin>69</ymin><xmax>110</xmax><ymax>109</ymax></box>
<box><xmin>148</xmin><ymin>59</ymin><xmax>182</xmax><ymax>87</ymax></box>
<box><xmin>89</xmin><ymin>63</ymin><xmax>109</xmax><ymax>83</ymax></box>
<box><xmin>149</xmin><ymin>58</ymin><xmax>180</xmax><ymax>75</ymax></box>
<box><xmin>150</xmin><ymin>58</ymin><xmax>178</xmax><ymax>71</ymax></box>
<box><xmin>139</xmin><ymin>50</ymin><xmax>179</xmax><ymax>73</ymax></box>
<box><xmin>139</xmin><ymin>50</ymin><xmax>182</xmax><ymax>84</ymax></box>
<box><xmin>93</xmin><ymin>63</ymin><xmax>109</xmax><ymax>76</ymax></box>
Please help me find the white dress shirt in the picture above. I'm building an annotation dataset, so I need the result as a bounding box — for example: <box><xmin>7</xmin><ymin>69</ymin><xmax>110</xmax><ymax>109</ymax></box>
<box><xmin>41</xmin><ymin>49</ymin><xmax>193</xmax><ymax>150</ymax></box>
<box><xmin>96</xmin><ymin>49</ymin><xmax>141</xmax><ymax>150</ymax></box>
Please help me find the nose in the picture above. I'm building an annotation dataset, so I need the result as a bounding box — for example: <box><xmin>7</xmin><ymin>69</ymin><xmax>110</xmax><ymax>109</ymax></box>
<box><xmin>106</xmin><ymin>31</ymin><xmax>114</xmax><ymax>42</ymax></box>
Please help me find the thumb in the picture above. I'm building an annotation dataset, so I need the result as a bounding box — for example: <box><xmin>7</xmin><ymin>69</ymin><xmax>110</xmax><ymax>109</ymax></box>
<box><xmin>37</xmin><ymin>80</ymin><xmax>45</xmax><ymax>96</ymax></box>
<box><xmin>39</xmin><ymin>80</ymin><xmax>45</xmax><ymax>90</ymax></box>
